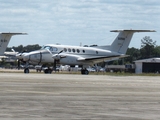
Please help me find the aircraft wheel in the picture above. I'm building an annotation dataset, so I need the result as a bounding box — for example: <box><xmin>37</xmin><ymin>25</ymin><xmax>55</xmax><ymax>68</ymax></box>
<box><xmin>44</xmin><ymin>69</ymin><xmax>52</xmax><ymax>74</ymax></box>
<box><xmin>48</xmin><ymin>69</ymin><xmax>52</xmax><ymax>74</ymax></box>
<box><xmin>24</xmin><ymin>68</ymin><xmax>29</xmax><ymax>73</ymax></box>
<box><xmin>81</xmin><ymin>69</ymin><xmax>85</xmax><ymax>74</ymax></box>
<box><xmin>81</xmin><ymin>69</ymin><xmax>89</xmax><ymax>75</ymax></box>
<box><xmin>84</xmin><ymin>70</ymin><xmax>89</xmax><ymax>75</ymax></box>
<box><xmin>44</xmin><ymin>69</ymin><xmax>48</xmax><ymax>74</ymax></box>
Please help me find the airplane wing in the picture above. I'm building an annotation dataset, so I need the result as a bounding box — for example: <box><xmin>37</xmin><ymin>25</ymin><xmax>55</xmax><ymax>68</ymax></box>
<box><xmin>58</xmin><ymin>52</ymin><xmax>129</xmax><ymax>64</ymax></box>
<box><xmin>77</xmin><ymin>54</ymin><xmax>129</xmax><ymax>63</ymax></box>
<box><xmin>110</xmin><ymin>30</ymin><xmax>156</xmax><ymax>32</ymax></box>
<box><xmin>0</xmin><ymin>56</ymin><xmax>8</xmax><ymax>59</ymax></box>
<box><xmin>0</xmin><ymin>33</ymin><xmax>27</xmax><ymax>35</ymax></box>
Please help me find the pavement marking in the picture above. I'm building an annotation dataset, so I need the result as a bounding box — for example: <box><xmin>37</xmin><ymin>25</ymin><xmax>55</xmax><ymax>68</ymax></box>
<box><xmin>6</xmin><ymin>90</ymin><xmax>60</xmax><ymax>95</ymax></box>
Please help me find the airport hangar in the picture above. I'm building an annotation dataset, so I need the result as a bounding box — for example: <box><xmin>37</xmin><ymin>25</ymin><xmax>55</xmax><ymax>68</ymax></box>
<box><xmin>134</xmin><ymin>58</ymin><xmax>160</xmax><ymax>74</ymax></box>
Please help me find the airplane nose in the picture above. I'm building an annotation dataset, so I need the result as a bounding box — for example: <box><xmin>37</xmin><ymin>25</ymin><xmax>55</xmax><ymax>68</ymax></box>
<box><xmin>16</xmin><ymin>53</ymin><xmax>22</xmax><ymax>59</ymax></box>
<box><xmin>23</xmin><ymin>54</ymin><xmax>30</xmax><ymax>61</ymax></box>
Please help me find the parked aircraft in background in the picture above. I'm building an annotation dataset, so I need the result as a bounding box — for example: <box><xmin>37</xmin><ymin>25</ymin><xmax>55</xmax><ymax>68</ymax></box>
<box><xmin>16</xmin><ymin>30</ymin><xmax>156</xmax><ymax>74</ymax></box>
<box><xmin>0</xmin><ymin>52</ymin><xmax>18</xmax><ymax>59</ymax></box>
<box><xmin>0</xmin><ymin>33</ymin><xmax>27</xmax><ymax>58</ymax></box>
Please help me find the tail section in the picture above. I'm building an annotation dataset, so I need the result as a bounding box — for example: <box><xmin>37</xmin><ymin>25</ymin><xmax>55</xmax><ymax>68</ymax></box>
<box><xmin>0</xmin><ymin>33</ymin><xmax>27</xmax><ymax>55</ymax></box>
<box><xmin>110</xmin><ymin>30</ymin><xmax>156</xmax><ymax>54</ymax></box>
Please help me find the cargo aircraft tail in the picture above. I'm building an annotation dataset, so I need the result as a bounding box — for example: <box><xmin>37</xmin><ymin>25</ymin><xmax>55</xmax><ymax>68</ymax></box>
<box><xmin>0</xmin><ymin>33</ymin><xmax>27</xmax><ymax>55</ymax></box>
<box><xmin>110</xmin><ymin>30</ymin><xmax>156</xmax><ymax>54</ymax></box>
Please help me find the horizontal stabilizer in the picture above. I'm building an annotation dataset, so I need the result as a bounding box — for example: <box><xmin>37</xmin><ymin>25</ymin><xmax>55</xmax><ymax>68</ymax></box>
<box><xmin>110</xmin><ymin>30</ymin><xmax>156</xmax><ymax>32</ymax></box>
<box><xmin>0</xmin><ymin>33</ymin><xmax>27</xmax><ymax>35</ymax></box>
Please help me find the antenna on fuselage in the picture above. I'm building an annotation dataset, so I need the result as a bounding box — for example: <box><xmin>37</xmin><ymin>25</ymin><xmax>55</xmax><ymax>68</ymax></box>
<box><xmin>80</xmin><ymin>42</ymin><xmax>82</xmax><ymax>47</ymax></box>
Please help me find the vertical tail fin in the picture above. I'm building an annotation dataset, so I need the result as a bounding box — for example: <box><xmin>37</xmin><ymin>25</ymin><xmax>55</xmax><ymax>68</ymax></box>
<box><xmin>110</xmin><ymin>30</ymin><xmax>156</xmax><ymax>54</ymax></box>
<box><xmin>0</xmin><ymin>33</ymin><xmax>27</xmax><ymax>55</ymax></box>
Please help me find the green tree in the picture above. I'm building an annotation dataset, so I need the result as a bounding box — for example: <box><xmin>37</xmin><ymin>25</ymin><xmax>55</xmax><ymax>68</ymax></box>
<box><xmin>23</xmin><ymin>44</ymin><xmax>41</xmax><ymax>52</ymax></box>
<box><xmin>154</xmin><ymin>46</ymin><xmax>160</xmax><ymax>57</ymax></box>
<box><xmin>140</xmin><ymin>36</ymin><xmax>156</xmax><ymax>59</ymax></box>
<box><xmin>6</xmin><ymin>44</ymin><xmax>41</xmax><ymax>52</ymax></box>
<box><xmin>125</xmin><ymin>47</ymin><xmax>140</xmax><ymax>63</ymax></box>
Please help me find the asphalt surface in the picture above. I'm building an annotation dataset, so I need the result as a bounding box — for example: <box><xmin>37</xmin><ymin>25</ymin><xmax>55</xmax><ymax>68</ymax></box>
<box><xmin>0</xmin><ymin>73</ymin><xmax>160</xmax><ymax>119</ymax></box>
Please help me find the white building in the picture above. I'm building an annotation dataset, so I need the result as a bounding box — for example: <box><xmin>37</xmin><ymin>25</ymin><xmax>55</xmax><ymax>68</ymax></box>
<box><xmin>134</xmin><ymin>58</ymin><xmax>160</xmax><ymax>74</ymax></box>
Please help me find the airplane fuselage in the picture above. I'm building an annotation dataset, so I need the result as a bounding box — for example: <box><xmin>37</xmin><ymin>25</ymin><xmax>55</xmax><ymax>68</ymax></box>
<box><xmin>24</xmin><ymin>44</ymin><xmax>121</xmax><ymax>66</ymax></box>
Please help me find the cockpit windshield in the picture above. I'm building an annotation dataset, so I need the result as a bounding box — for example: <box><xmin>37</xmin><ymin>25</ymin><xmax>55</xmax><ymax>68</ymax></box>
<box><xmin>42</xmin><ymin>46</ymin><xmax>58</xmax><ymax>52</ymax></box>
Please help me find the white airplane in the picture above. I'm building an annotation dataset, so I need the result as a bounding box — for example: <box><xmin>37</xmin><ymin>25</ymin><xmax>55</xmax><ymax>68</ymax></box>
<box><xmin>0</xmin><ymin>33</ymin><xmax>27</xmax><ymax>59</ymax></box>
<box><xmin>16</xmin><ymin>30</ymin><xmax>155</xmax><ymax>74</ymax></box>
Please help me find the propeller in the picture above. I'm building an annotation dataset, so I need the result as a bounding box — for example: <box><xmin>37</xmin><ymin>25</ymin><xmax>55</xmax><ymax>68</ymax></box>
<box><xmin>15</xmin><ymin>50</ymin><xmax>27</xmax><ymax>70</ymax></box>
<box><xmin>47</xmin><ymin>49</ymin><xmax>63</xmax><ymax>71</ymax></box>
<box><xmin>17</xmin><ymin>59</ymin><xmax>20</xmax><ymax>70</ymax></box>
<box><xmin>11</xmin><ymin>48</ymin><xmax>21</xmax><ymax>69</ymax></box>
<box><xmin>52</xmin><ymin>50</ymin><xmax>63</xmax><ymax>60</ymax></box>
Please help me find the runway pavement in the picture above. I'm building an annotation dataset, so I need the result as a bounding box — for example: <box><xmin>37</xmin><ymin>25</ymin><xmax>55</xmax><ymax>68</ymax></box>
<box><xmin>0</xmin><ymin>73</ymin><xmax>160</xmax><ymax>119</ymax></box>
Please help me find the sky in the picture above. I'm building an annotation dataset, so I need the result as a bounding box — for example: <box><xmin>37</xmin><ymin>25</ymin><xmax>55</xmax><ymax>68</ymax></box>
<box><xmin>0</xmin><ymin>0</ymin><xmax>159</xmax><ymax>49</ymax></box>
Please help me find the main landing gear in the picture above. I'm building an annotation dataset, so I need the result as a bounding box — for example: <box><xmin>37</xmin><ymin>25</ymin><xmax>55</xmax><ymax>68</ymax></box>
<box><xmin>24</xmin><ymin>62</ymin><xmax>30</xmax><ymax>74</ymax></box>
<box><xmin>81</xmin><ymin>68</ymin><xmax>89</xmax><ymax>75</ymax></box>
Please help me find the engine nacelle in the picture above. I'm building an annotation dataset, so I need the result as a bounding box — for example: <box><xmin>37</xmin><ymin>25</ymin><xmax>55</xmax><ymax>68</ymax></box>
<box><xmin>59</xmin><ymin>55</ymin><xmax>79</xmax><ymax>65</ymax></box>
<box><xmin>52</xmin><ymin>54</ymin><xmax>61</xmax><ymax>60</ymax></box>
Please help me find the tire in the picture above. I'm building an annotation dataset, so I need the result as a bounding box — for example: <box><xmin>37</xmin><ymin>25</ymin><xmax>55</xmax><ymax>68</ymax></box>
<box><xmin>81</xmin><ymin>69</ymin><xmax>89</xmax><ymax>75</ymax></box>
<box><xmin>44</xmin><ymin>69</ymin><xmax>48</xmax><ymax>74</ymax></box>
<box><xmin>84</xmin><ymin>70</ymin><xmax>89</xmax><ymax>75</ymax></box>
<box><xmin>81</xmin><ymin>69</ymin><xmax>84</xmax><ymax>74</ymax></box>
<box><xmin>24</xmin><ymin>68</ymin><xmax>29</xmax><ymax>73</ymax></box>
<box><xmin>48</xmin><ymin>69</ymin><xmax>52</xmax><ymax>74</ymax></box>
<box><xmin>44</xmin><ymin>69</ymin><xmax>52</xmax><ymax>74</ymax></box>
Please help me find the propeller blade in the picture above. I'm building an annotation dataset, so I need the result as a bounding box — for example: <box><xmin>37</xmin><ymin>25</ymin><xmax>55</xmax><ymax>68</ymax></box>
<box><xmin>53</xmin><ymin>60</ymin><xmax>56</xmax><ymax>71</ymax></box>
<box><xmin>15</xmin><ymin>49</ymin><xmax>28</xmax><ymax>70</ymax></box>
<box><xmin>58</xmin><ymin>50</ymin><xmax>63</xmax><ymax>54</ymax></box>
<box><xmin>47</xmin><ymin>49</ymin><xmax>64</xmax><ymax>60</ymax></box>
<box><xmin>11</xmin><ymin>49</ymin><xmax>16</xmax><ymax>53</ymax></box>
<box><xmin>18</xmin><ymin>60</ymin><xmax>20</xmax><ymax>70</ymax></box>
<box><xmin>46</xmin><ymin>49</ymin><xmax>53</xmax><ymax>56</ymax></box>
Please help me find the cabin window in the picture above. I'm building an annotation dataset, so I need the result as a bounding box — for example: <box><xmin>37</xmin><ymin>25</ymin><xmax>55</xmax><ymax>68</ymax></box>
<box><xmin>49</xmin><ymin>47</ymin><xmax>53</xmax><ymax>51</ymax></box>
<box><xmin>64</xmin><ymin>48</ymin><xmax>67</xmax><ymax>52</ymax></box>
<box><xmin>77</xmin><ymin>49</ymin><xmax>80</xmax><ymax>53</ymax></box>
<box><xmin>72</xmin><ymin>49</ymin><xmax>75</xmax><ymax>52</ymax></box>
<box><xmin>68</xmin><ymin>48</ymin><xmax>71</xmax><ymax>52</ymax></box>
<box><xmin>83</xmin><ymin>50</ymin><xmax>85</xmax><ymax>53</ymax></box>
<box><xmin>96</xmin><ymin>51</ymin><xmax>98</xmax><ymax>54</ymax></box>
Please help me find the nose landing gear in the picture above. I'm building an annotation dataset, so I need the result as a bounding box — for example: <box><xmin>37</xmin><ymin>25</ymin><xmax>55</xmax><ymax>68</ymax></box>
<box><xmin>24</xmin><ymin>62</ymin><xmax>29</xmax><ymax>74</ymax></box>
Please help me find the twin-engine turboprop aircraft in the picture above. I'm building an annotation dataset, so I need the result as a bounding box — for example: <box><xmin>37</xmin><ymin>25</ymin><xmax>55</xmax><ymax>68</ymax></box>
<box><xmin>16</xmin><ymin>30</ymin><xmax>156</xmax><ymax>74</ymax></box>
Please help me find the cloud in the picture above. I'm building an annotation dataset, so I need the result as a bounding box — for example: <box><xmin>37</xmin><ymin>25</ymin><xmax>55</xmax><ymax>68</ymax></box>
<box><xmin>0</xmin><ymin>0</ymin><xmax>158</xmax><ymax>48</ymax></box>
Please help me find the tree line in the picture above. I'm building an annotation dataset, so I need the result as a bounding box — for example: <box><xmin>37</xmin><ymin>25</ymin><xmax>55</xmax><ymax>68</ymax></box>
<box><xmin>6</xmin><ymin>36</ymin><xmax>160</xmax><ymax>65</ymax></box>
<box><xmin>124</xmin><ymin>36</ymin><xmax>160</xmax><ymax>64</ymax></box>
<box><xmin>6</xmin><ymin>44</ymin><xmax>42</xmax><ymax>53</ymax></box>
